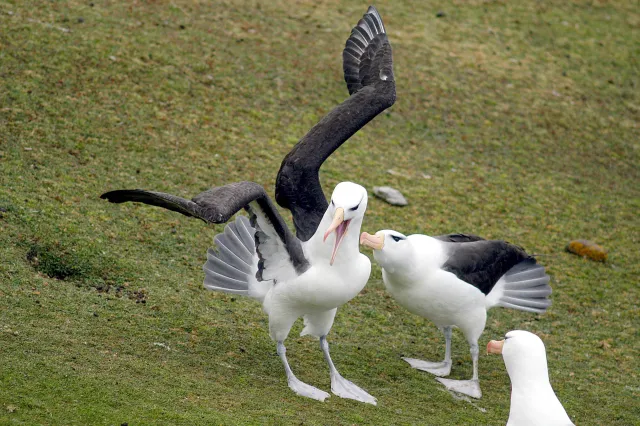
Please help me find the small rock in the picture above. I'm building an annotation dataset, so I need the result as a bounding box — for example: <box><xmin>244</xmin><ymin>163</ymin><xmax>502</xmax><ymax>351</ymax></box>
<box><xmin>566</xmin><ymin>239</ymin><xmax>607</xmax><ymax>262</ymax></box>
<box><xmin>109</xmin><ymin>56</ymin><xmax>117</xmax><ymax>61</ymax></box>
<box><xmin>77</xmin><ymin>17</ymin><xmax>84</xmax><ymax>23</ymax></box>
<box><xmin>373</xmin><ymin>186</ymin><xmax>408</xmax><ymax>206</ymax></box>
<box><xmin>436</xmin><ymin>11</ymin><xmax>446</xmax><ymax>18</ymax></box>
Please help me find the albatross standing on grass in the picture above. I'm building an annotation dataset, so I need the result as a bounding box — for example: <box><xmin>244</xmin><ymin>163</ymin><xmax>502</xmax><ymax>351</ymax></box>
<box><xmin>101</xmin><ymin>6</ymin><xmax>395</xmax><ymax>404</ymax></box>
<box><xmin>487</xmin><ymin>330</ymin><xmax>574</xmax><ymax>425</ymax></box>
<box><xmin>359</xmin><ymin>231</ymin><xmax>551</xmax><ymax>399</ymax></box>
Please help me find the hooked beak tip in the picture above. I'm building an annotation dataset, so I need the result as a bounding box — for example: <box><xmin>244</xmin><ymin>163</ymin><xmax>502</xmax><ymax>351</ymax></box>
<box><xmin>487</xmin><ymin>339</ymin><xmax>505</xmax><ymax>355</ymax></box>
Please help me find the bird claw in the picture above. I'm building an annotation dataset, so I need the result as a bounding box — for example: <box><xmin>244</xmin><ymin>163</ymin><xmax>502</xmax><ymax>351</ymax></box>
<box><xmin>403</xmin><ymin>357</ymin><xmax>452</xmax><ymax>377</ymax></box>
<box><xmin>436</xmin><ymin>378</ymin><xmax>482</xmax><ymax>399</ymax></box>
<box><xmin>331</xmin><ymin>373</ymin><xmax>377</xmax><ymax>405</ymax></box>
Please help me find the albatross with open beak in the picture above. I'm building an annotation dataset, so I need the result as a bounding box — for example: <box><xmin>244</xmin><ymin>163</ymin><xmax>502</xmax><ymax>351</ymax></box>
<box><xmin>101</xmin><ymin>6</ymin><xmax>395</xmax><ymax>404</ymax></box>
<box><xmin>487</xmin><ymin>330</ymin><xmax>574</xmax><ymax>425</ymax></box>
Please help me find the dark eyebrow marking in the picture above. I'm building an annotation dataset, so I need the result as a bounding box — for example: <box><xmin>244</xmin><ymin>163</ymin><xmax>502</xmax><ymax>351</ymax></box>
<box><xmin>391</xmin><ymin>235</ymin><xmax>405</xmax><ymax>242</ymax></box>
<box><xmin>349</xmin><ymin>202</ymin><xmax>360</xmax><ymax>211</ymax></box>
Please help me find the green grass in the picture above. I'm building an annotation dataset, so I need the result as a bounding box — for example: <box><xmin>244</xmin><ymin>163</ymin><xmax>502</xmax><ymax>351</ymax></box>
<box><xmin>1</xmin><ymin>0</ymin><xmax>638</xmax><ymax>424</ymax></box>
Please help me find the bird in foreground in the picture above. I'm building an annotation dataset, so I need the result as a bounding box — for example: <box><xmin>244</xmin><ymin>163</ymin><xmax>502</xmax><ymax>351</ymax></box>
<box><xmin>487</xmin><ymin>330</ymin><xmax>574</xmax><ymax>425</ymax></box>
<box><xmin>359</xmin><ymin>231</ymin><xmax>551</xmax><ymax>398</ymax></box>
<box><xmin>101</xmin><ymin>6</ymin><xmax>395</xmax><ymax>404</ymax></box>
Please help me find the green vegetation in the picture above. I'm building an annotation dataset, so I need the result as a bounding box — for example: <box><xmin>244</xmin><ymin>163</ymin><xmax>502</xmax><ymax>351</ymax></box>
<box><xmin>1</xmin><ymin>0</ymin><xmax>638</xmax><ymax>424</ymax></box>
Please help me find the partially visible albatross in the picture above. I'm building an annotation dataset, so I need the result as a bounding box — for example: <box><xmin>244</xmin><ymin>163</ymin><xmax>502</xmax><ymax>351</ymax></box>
<box><xmin>101</xmin><ymin>6</ymin><xmax>395</xmax><ymax>404</ymax></box>
<box><xmin>487</xmin><ymin>330</ymin><xmax>574</xmax><ymax>425</ymax></box>
<box><xmin>359</xmin><ymin>231</ymin><xmax>551</xmax><ymax>399</ymax></box>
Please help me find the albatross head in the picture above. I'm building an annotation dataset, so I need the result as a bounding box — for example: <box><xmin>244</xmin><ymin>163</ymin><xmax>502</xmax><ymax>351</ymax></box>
<box><xmin>487</xmin><ymin>330</ymin><xmax>550</xmax><ymax>384</ymax></box>
<box><xmin>323</xmin><ymin>182</ymin><xmax>368</xmax><ymax>266</ymax></box>
<box><xmin>359</xmin><ymin>230</ymin><xmax>411</xmax><ymax>273</ymax></box>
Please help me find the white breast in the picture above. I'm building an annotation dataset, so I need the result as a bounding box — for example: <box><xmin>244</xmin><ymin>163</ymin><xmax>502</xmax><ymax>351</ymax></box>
<box><xmin>269</xmin><ymin>253</ymin><xmax>371</xmax><ymax>312</ymax></box>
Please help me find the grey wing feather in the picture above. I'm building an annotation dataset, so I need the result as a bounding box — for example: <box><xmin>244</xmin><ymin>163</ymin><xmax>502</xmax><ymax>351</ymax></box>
<box><xmin>205</xmin><ymin>249</ymin><xmax>248</xmax><ymax>282</ymax></box>
<box><xmin>343</xmin><ymin>6</ymin><xmax>392</xmax><ymax>95</ymax></box>
<box><xmin>234</xmin><ymin>216</ymin><xmax>256</xmax><ymax>251</ymax></box>
<box><xmin>213</xmin><ymin>235</ymin><xmax>253</xmax><ymax>274</ymax></box>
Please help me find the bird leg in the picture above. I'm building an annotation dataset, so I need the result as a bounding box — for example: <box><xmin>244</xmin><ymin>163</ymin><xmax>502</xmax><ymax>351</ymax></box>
<box><xmin>436</xmin><ymin>341</ymin><xmax>482</xmax><ymax>399</ymax></box>
<box><xmin>320</xmin><ymin>336</ymin><xmax>377</xmax><ymax>405</ymax></box>
<box><xmin>403</xmin><ymin>326</ymin><xmax>453</xmax><ymax>377</ymax></box>
<box><xmin>277</xmin><ymin>341</ymin><xmax>330</xmax><ymax>402</ymax></box>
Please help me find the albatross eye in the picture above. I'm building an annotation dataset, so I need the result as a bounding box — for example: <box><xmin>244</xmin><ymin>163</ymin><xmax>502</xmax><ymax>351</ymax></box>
<box><xmin>349</xmin><ymin>202</ymin><xmax>360</xmax><ymax>212</ymax></box>
<box><xmin>391</xmin><ymin>235</ymin><xmax>405</xmax><ymax>242</ymax></box>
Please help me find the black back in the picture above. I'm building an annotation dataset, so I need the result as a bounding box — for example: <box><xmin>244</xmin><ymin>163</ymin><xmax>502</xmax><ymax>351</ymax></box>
<box><xmin>434</xmin><ymin>233</ymin><xmax>486</xmax><ymax>243</ymax></box>
<box><xmin>441</xmin><ymin>240</ymin><xmax>532</xmax><ymax>295</ymax></box>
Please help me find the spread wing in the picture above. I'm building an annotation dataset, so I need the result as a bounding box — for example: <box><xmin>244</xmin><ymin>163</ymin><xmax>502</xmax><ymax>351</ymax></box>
<box><xmin>275</xmin><ymin>5</ymin><xmax>396</xmax><ymax>242</ymax></box>
<box><xmin>101</xmin><ymin>182</ymin><xmax>310</xmax><ymax>281</ymax></box>
<box><xmin>441</xmin><ymin>240</ymin><xmax>531</xmax><ymax>295</ymax></box>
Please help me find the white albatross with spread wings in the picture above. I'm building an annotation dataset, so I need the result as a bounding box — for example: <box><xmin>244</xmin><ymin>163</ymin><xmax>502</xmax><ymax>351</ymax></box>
<box><xmin>101</xmin><ymin>6</ymin><xmax>396</xmax><ymax>404</ymax></box>
<box><xmin>487</xmin><ymin>330</ymin><xmax>574</xmax><ymax>426</ymax></box>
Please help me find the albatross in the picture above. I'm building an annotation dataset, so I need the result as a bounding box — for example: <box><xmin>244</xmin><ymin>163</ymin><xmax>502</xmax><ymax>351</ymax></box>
<box><xmin>487</xmin><ymin>330</ymin><xmax>574</xmax><ymax>425</ymax></box>
<box><xmin>101</xmin><ymin>6</ymin><xmax>395</xmax><ymax>404</ymax></box>
<box><xmin>359</xmin><ymin>231</ymin><xmax>551</xmax><ymax>398</ymax></box>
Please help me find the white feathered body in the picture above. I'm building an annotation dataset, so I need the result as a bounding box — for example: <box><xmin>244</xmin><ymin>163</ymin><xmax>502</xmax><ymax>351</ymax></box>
<box><xmin>378</xmin><ymin>235</ymin><xmax>488</xmax><ymax>342</ymax></box>
<box><xmin>507</xmin><ymin>383</ymin><xmax>574</xmax><ymax>426</ymax></box>
<box><xmin>503</xmin><ymin>331</ymin><xmax>574</xmax><ymax>426</ymax></box>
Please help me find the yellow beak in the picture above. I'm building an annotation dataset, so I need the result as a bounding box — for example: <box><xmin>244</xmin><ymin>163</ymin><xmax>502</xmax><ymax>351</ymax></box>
<box><xmin>486</xmin><ymin>339</ymin><xmax>505</xmax><ymax>355</ymax></box>
<box><xmin>323</xmin><ymin>207</ymin><xmax>345</xmax><ymax>242</ymax></box>
<box><xmin>323</xmin><ymin>208</ymin><xmax>350</xmax><ymax>266</ymax></box>
<box><xmin>359</xmin><ymin>231</ymin><xmax>385</xmax><ymax>250</ymax></box>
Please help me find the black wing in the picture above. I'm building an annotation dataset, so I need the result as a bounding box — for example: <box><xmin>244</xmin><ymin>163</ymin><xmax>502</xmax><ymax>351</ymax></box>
<box><xmin>434</xmin><ymin>233</ymin><xmax>486</xmax><ymax>243</ymax></box>
<box><xmin>101</xmin><ymin>182</ymin><xmax>310</xmax><ymax>277</ymax></box>
<box><xmin>275</xmin><ymin>6</ymin><xmax>395</xmax><ymax>242</ymax></box>
<box><xmin>441</xmin><ymin>240</ymin><xmax>532</xmax><ymax>295</ymax></box>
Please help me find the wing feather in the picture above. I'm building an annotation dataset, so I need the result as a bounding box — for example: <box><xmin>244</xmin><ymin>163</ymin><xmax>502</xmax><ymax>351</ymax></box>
<box><xmin>275</xmin><ymin>6</ymin><xmax>395</xmax><ymax>241</ymax></box>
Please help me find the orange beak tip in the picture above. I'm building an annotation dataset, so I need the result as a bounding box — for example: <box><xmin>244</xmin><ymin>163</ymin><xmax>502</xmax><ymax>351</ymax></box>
<box><xmin>486</xmin><ymin>340</ymin><xmax>505</xmax><ymax>355</ymax></box>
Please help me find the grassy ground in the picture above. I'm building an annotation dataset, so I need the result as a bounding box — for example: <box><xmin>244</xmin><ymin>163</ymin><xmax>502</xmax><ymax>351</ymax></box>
<box><xmin>1</xmin><ymin>0</ymin><xmax>638</xmax><ymax>424</ymax></box>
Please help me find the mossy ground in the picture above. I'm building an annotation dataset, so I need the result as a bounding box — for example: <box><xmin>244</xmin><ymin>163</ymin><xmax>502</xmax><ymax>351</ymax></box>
<box><xmin>1</xmin><ymin>0</ymin><xmax>638</xmax><ymax>424</ymax></box>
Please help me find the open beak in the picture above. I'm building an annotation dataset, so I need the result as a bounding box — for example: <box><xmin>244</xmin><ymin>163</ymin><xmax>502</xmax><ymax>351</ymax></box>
<box><xmin>487</xmin><ymin>339</ymin><xmax>505</xmax><ymax>355</ymax></box>
<box><xmin>360</xmin><ymin>232</ymin><xmax>384</xmax><ymax>251</ymax></box>
<box><xmin>323</xmin><ymin>208</ymin><xmax>351</xmax><ymax>266</ymax></box>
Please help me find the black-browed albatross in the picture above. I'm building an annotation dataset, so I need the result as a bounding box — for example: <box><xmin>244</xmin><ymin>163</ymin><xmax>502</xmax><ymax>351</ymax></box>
<box><xmin>101</xmin><ymin>6</ymin><xmax>395</xmax><ymax>404</ymax></box>
<box><xmin>359</xmin><ymin>231</ymin><xmax>551</xmax><ymax>399</ymax></box>
<box><xmin>487</xmin><ymin>330</ymin><xmax>574</xmax><ymax>425</ymax></box>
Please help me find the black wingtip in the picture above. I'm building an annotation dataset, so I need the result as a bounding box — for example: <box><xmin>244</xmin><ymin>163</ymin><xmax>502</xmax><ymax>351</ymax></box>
<box><xmin>100</xmin><ymin>189</ymin><xmax>142</xmax><ymax>203</ymax></box>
